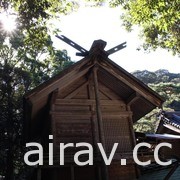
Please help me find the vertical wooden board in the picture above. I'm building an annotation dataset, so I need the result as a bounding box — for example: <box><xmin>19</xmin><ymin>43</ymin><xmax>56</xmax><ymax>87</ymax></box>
<box><xmin>127</xmin><ymin>114</ymin><xmax>136</xmax><ymax>148</ymax></box>
<box><xmin>55</xmin><ymin>167</ymin><xmax>71</xmax><ymax>180</ymax></box>
<box><xmin>41</xmin><ymin>168</ymin><xmax>61</xmax><ymax>180</ymax></box>
<box><xmin>51</xmin><ymin>115</ymin><xmax>57</xmax><ymax>153</ymax></box>
<box><xmin>105</xmin><ymin>136</ymin><xmax>132</xmax><ymax>153</ymax></box>
<box><xmin>74</xmin><ymin>167</ymin><xmax>97</xmax><ymax>180</ymax></box>
<box><xmin>108</xmin><ymin>163</ymin><xmax>136</xmax><ymax>180</ymax></box>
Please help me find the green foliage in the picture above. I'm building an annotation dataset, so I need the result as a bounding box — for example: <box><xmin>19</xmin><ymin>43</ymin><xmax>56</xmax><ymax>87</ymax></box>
<box><xmin>0</xmin><ymin>1</ymin><xmax>74</xmax><ymax>178</ymax></box>
<box><xmin>0</xmin><ymin>44</ymin><xmax>27</xmax><ymax>178</ymax></box>
<box><xmin>0</xmin><ymin>0</ymin><xmax>78</xmax><ymax>54</ymax></box>
<box><xmin>109</xmin><ymin>0</ymin><xmax>180</xmax><ymax>55</ymax></box>
<box><xmin>133</xmin><ymin>69</ymin><xmax>180</xmax><ymax>84</ymax></box>
<box><xmin>133</xmin><ymin>109</ymin><xmax>160</xmax><ymax>133</ymax></box>
<box><xmin>150</xmin><ymin>82</ymin><xmax>180</xmax><ymax>111</ymax></box>
<box><xmin>0</xmin><ymin>37</ymin><xmax>72</xmax><ymax>178</ymax></box>
<box><xmin>85</xmin><ymin>0</ymin><xmax>106</xmax><ymax>6</ymax></box>
<box><xmin>133</xmin><ymin>69</ymin><xmax>180</xmax><ymax>133</ymax></box>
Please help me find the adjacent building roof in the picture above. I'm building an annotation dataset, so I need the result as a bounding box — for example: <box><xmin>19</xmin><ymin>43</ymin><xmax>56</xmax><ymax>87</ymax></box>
<box><xmin>157</xmin><ymin>111</ymin><xmax>180</xmax><ymax>134</ymax></box>
<box><xmin>146</xmin><ymin>133</ymin><xmax>180</xmax><ymax>140</ymax></box>
<box><xmin>139</xmin><ymin>166</ymin><xmax>180</xmax><ymax>180</ymax></box>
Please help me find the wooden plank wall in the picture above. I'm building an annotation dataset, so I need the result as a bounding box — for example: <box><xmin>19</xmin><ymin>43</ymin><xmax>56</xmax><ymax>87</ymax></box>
<box><xmin>47</xmin><ymin>75</ymin><xmax>136</xmax><ymax>180</ymax></box>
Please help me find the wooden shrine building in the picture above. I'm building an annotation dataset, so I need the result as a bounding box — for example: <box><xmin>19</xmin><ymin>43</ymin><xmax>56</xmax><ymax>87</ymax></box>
<box><xmin>24</xmin><ymin>40</ymin><xmax>164</xmax><ymax>180</ymax></box>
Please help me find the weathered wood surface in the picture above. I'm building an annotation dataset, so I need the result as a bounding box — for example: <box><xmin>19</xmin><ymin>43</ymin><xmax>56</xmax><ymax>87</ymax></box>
<box><xmin>48</xmin><ymin>69</ymin><xmax>134</xmax><ymax>159</ymax></box>
<box><xmin>24</xmin><ymin>39</ymin><xmax>165</xmax><ymax>180</ymax></box>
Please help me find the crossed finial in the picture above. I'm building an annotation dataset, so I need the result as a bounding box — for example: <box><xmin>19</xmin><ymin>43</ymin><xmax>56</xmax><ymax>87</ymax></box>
<box><xmin>56</xmin><ymin>35</ymin><xmax>126</xmax><ymax>57</ymax></box>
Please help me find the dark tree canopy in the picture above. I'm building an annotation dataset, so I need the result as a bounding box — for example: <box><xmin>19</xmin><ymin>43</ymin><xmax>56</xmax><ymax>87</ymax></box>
<box><xmin>0</xmin><ymin>1</ymin><xmax>74</xmax><ymax>179</ymax></box>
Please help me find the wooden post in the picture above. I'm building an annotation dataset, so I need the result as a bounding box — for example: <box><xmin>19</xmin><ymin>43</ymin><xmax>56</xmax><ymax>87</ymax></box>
<box><xmin>93</xmin><ymin>66</ymin><xmax>109</xmax><ymax>180</ymax></box>
<box><xmin>127</xmin><ymin>106</ymin><xmax>136</xmax><ymax>147</ymax></box>
<box><xmin>50</xmin><ymin>89</ymin><xmax>59</xmax><ymax>155</ymax></box>
<box><xmin>37</xmin><ymin>167</ymin><xmax>41</xmax><ymax>180</ymax></box>
<box><xmin>88</xmin><ymin>76</ymin><xmax>98</xmax><ymax>153</ymax></box>
<box><xmin>93</xmin><ymin>67</ymin><xmax>106</xmax><ymax>147</ymax></box>
<box><xmin>71</xmin><ymin>166</ymin><xmax>75</xmax><ymax>180</ymax></box>
<box><xmin>97</xmin><ymin>166</ymin><xmax>102</xmax><ymax>180</ymax></box>
<box><xmin>52</xmin><ymin>168</ymin><xmax>58</xmax><ymax>180</ymax></box>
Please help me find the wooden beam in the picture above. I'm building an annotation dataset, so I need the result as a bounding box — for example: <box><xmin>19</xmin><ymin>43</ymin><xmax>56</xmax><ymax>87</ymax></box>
<box><xmin>56</xmin><ymin>35</ymin><xmax>88</xmax><ymax>54</ymax></box>
<box><xmin>64</xmin><ymin>82</ymin><xmax>88</xmax><ymax>99</ymax></box>
<box><xmin>126</xmin><ymin>92</ymin><xmax>140</xmax><ymax>106</ymax></box>
<box><xmin>100</xmin><ymin>65</ymin><xmax>163</xmax><ymax>107</ymax></box>
<box><xmin>50</xmin><ymin>111</ymin><xmax>132</xmax><ymax>118</ymax></box>
<box><xmin>55</xmin><ymin>99</ymin><xmax>94</xmax><ymax>105</ymax></box>
<box><xmin>93</xmin><ymin>66</ymin><xmax>109</xmax><ymax>180</ymax></box>
<box><xmin>50</xmin><ymin>111</ymin><xmax>92</xmax><ymax>116</ymax></box>
<box><xmin>30</xmin><ymin>63</ymin><xmax>94</xmax><ymax>104</ymax></box>
<box><xmin>93</xmin><ymin>67</ymin><xmax>106</xmax><ymax>146</ymax></box>
<box><xmin>98</xmin><ymin>83</ymin><xmax>122</xmax><ymax>100</ymax></box>
<box><xmin>88</xmin><ymin>76</ymin><xmax>99</xmax><ymax>152</ymax></box>
<box><xmin>55</xmin><ymin>99</ymin><xmax>124</xmax><ymax>106</ymax></box>
<box><xmin>127</xmin><ymin>114</ymin><xmax>137</xmax><ymax>147</ymax></box>
<box><xmin>163</xmin><ymin>124</ymin><xmax>180</xmax><ymax>133</ymax></box>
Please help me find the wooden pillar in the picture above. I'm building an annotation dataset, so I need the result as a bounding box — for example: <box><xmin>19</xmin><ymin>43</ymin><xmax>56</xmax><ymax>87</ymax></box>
<box><xmin>93</xmin><ymin>66</ymin><xmax>109</xmax><ymax>180</ymax></box>
<box><xmin>37</xmin><ymin>168</ymin><xmax>41</xmax><ymax>180</ymax></box>
<box><xmin>50</xmin><ymin>89</ymin><xmax>59</xmax><ymax>153</ymax></box>
<box><xmin>88</xmin><ymin>76</ymin><xmax>98</xmax><ymax>153</ymax></box>
<box><xmin>52</xmin><ymin>168</ymin><xmax>58</xmax><ymax>180</ymax></box>
<box><xmin>127</xmin><ymin>105</ymin><xmax>140</xmax><ymax>178</ymax></box>
<box><xmin>97</xmin><ymin>166</ymin><xmax>102</xmax><ymax>180</ymax></box>
<box><xmin>93</xmin><ymin>66</ymin><xmax>106</xmax><ymax>147</ymax></box>
<box><xmin>127</xmin><ymin>106</ymin><xmax>136</xmax><ymax>147</ymax></box>
<box><xmin>71</xmin><ymin>166</ymin><xmax>75</xmax><ymax>180</ymax></box>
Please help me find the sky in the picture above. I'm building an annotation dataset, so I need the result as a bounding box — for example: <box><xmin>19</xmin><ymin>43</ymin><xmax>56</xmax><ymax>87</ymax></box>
<box><xmin>52</xmin><ymin>5</ymin><xmax>180</xmax><ymax>73</ymax></box>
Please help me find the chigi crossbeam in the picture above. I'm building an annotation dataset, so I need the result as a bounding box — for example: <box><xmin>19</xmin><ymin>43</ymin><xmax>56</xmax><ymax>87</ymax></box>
<box><xmin>56</xmin><ymin>35</ymin><xmax>89</xmax><ymax>56</ymax></box>
<box><xmin>56</xmin><ymin>35</ymin><xmax>127</xmax><ymax>57</ymax></box>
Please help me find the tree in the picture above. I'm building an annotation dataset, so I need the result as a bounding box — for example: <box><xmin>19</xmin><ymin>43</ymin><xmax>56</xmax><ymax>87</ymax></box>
<box><xmin>133</xmin><ymin>110</ymin><xmax>159</xmax><ymax>133</ymax></box>
<box><xmin>0</xmin><ymin>44</ymin><xmax>29</xmax><ymax>179</ymax></box>
<box><xmin>0</xmin><ymin>38</ymin><xmax>72</xmax><ymax>179</ymax></box>
<box><xmin>109</xmin><ymin>0</ymin><xmax>180</xmax><ymax>55</ymax></box>
<box><xmin>0</xmin><ymin>1</ymin><xmax>74</xmax><ymax>179</ymax></box>
<box><xmin>0</xmin><ymin>0</ymin><xmax>78</xmax><ymax>50</ymax></box>
<box><xmin>0</xmin><ymin>34</ymin><xmax>72</xmax><ymax>179</ymax></box>
<box><xmin>133</xmin><ymin>70</ymin><xmax>180</xmax><ymax>133</ymax></box>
